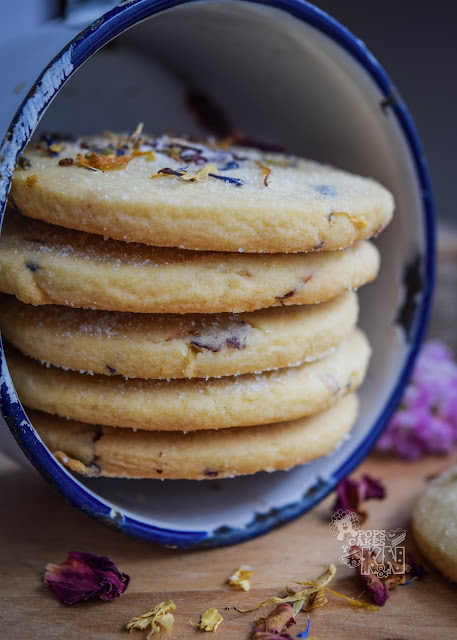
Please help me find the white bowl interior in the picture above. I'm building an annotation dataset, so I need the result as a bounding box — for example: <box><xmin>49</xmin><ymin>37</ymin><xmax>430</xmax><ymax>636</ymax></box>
<box><xmin>3</xmin><ymin>1</ymin><xmax>426</xmax><ymax>535</ymax></box>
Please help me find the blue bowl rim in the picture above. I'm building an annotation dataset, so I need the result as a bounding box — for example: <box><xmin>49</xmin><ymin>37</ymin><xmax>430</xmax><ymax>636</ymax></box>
<box><xmin>0</xmin><ymin>0</ymin><xmax>435</xmax><ymax>549</ymax></box>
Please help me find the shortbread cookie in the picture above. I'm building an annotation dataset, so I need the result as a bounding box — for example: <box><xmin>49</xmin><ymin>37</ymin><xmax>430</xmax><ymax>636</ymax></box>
<box><xmin>412</xmin><ymin>465</ymin><xmax>457</xmax><ymax>582</ymax></box>
<box><xmin>29</xmin><ymin>393</ymin><xmax>359</xmax><ymax>479</ymax></box>
<box><xmin>0</xmin><ymin>291</ymin><xmax>358</xmax><ymax>379</ymax></box>
<box><xmin>7</xmin><ymin>329</ymin><xmax>370</xmax><ymax>431</ymax></box>
<box><xmin>10</xmin><ymin>134</ymin><xmax>394</xmax><ymax>253</ymax></box>
<box><xmin>0</xmin><ymin>214</ymin><xmax>379</xmax><ymax>314</ymax></box>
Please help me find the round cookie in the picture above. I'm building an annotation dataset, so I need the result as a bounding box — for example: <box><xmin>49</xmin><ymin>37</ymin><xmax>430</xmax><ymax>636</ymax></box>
<box><xmin>412</xmin><ymin>465</ymin><xmax>457</xmax><ymax>582</ymax></box>
<box><xmin>0</xmin><ymin>213</ymin><xmax>379</xmax><ymax>314</ymax></box>
<box><xmin>0</xmin><ymin>291</ymin><xmax>358</xmax><ymax>379</ymax></box>
<box><xmin>10</xmin><ymin>133</ymin><xmax>394</xmax><ymax>253</ymax></box>
<box><xmin>7</xmin><ymin>329</ymin><xmax>370</xmax><ymax>431</ymax></box>
<box><xmin>28</xmin><ymin>393</ymin><xmax>359</xmax><ymax>480</ymax></box>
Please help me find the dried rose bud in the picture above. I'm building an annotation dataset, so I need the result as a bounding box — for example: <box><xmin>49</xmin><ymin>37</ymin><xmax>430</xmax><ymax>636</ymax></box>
<box><xmin>333</xmin><ymin>474</ymin><xmax>386</xmax><ymax>522</ymax></box>
<box><xmin>44</xmin><ymin>551</ymin><xmax>129</xmax><ymax>604</ymax></box>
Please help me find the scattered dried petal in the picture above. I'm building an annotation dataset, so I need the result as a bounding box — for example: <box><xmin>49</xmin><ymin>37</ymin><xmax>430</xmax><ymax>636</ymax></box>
<box><xmin>181</xmin><ymin>163</ymin><xmax>218</xmax><ymax>182</ymax></box>
<box><xmin>190</xmin><ymin>608</ymin><xmax>223</xmax><ymax>631</ymax></box>
<box><xmin>26</xmin><ymin>174</ymin><xmax>38</xmax><ymax>187</ymax></box>
<box><xmin>126</xmin><ymin>601</ymin><xmax>176</xmax><ymax>636</ymax></box>
<box><xmin>323</xmin><ymin>587</ymin><xmax>379</xmax><ymax>612</ymax></box>
<box><xmin>296</xmin><ymin>615</ymin><xmax>311</xmax><ymax>638</ymax></box>
<box><xmin>352</xmin><ymin>547</ymin><xmax>408</xmax><ymax>606</ymax></box>
<box><xmin>255</xmin><ymin>161</ymin><xmax>272</xmax><ymax>186</ymax></box>
<box><xmin>333</xmin><ymin>474</ymin><xmax>386</xmax><ymax>523</ymax></box>
<box><xmin>17</xmin><ymin>156</ymin><xmax>32</xmax><ymax>169</ymax></box>
<box><xmin>331</xmin><ymin>211</ymin><xmax>368</xmax><ymax>229</ymax></box>
<box><xmin>228</xmin><ymin>565</ymin><xmax>253</xmax><ymax>591</ymax></box>
<box><xmin>254</xmin><ymin>603</ymin><xmax>296</xmax><ymax>634</ymax></box>
<box><xmin>239</xmin><ymin>565</ymin><xmax>336</xmax><ymax>613</ymax></box>
<box><xmin>58</xmin><ymin>157</ymin><xmax>74</xmax><ymax>167</ymax></box>
<box><xmin>76</xmin><ymin>152</ymin><xmax>131</xmax><ymax>171</ymax></box>
<box><xmin>301</xmin><ymin>589</ymin><xmax>327</xmax><ymax>611</ymax></box>
<box><xmin>44</xmin><ymin>551</ymin><xmax>129</xmax><ymax>604</ymax></box>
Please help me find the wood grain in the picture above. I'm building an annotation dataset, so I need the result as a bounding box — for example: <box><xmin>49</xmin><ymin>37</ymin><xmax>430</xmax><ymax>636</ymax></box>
<box><xmin>1</xmin><ymin>451</ymin><xmax>456</xmax><ymax>639</ymax></box>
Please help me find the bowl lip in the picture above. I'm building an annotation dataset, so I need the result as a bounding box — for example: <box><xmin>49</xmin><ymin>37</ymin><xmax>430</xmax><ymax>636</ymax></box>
<box><xmin>0</xmin><ymin>0</ymin><xmax>435</xmax><ymax>549</ymax></box>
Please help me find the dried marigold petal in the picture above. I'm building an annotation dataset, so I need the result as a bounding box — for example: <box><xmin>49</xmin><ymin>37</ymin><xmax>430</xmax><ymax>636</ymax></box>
<box><xmin>126</xmin><ymin>601</ymin><xmax>176</xmax><ymax>636</ymax></box>
<box><xmin>44</xmin><ymin>551</ymin><xmax>129</xmax><ymax>604</ymax></box>
<box><xmin>255</xmin><ymin>161</ymin><xmax>272</xmax><ymax>187</ymax></box>
<box><xmin>227</xmin><ymin>565</ymin><xmax>253</xmax><ymax>591</ymax></box>
<box><xmin>331</xmin><ymin>211</ymin><xmax>368</xmax><ymax>229</ymax></box>
<box><xmin>26</xmin><ymin>174</ymin><xmax>38</xmax><ymax>187</ymax></box>
<box><xmin>181</xmin><ymin>163</ymin><xmax>218</xmax><ymax>182</ymax></box>
<box><xmin>190</xmin><ymin>608</ymin><xmax>223</xmax><ymax>631</ymax></box>
<box><xmin>76</xmin><ymin>152</ymin><xmax>132</xmax><ymax>171</ymax></box>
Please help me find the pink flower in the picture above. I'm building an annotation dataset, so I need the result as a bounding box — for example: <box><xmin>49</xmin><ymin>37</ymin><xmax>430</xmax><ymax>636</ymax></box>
<box><xmin>44</xmin><ymin>551</ymin><xmax>130</xmax><ymax>605</ymax></box>
<box><xmin>378</xmin><ymin>340</ymin><xmax>457</xmax><ymax>458</ymax></box>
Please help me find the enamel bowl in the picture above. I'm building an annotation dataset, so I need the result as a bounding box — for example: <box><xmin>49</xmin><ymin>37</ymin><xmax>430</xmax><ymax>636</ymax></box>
<box><xmin>0</xmin><ymin>0</ymin><xmax>434</xmax><ymax>548</ymax></box>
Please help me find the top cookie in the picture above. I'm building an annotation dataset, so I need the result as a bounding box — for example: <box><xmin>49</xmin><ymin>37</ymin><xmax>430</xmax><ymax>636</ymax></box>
<box><xmin>10</xmin><ymin>131</ymin><xmax>394</xmax><ymax>253</ymax></box>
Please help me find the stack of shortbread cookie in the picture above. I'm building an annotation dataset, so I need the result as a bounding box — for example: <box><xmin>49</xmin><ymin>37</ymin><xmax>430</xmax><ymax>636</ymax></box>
<box><xmin>0</xmin><ymin>131</ymin><xmax>393</xmax><ymax>480</ymax></box>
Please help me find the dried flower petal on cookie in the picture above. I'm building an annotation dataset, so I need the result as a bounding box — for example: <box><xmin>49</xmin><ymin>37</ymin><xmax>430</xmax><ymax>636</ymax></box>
<box><xmin>44</xmin><ymin>551</ymin><xmax>129</xmax><ymax>604</ymax></box>
<box><xmin>227</xmin><ymin>565</ymin><xmax>253</xmax><ymax>591</ymax></box>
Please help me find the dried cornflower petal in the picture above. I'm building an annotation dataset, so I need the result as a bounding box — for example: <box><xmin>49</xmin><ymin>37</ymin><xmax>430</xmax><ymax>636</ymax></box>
<box><xmin>44</xmin><ymin>551</ymin><xmax>129</xmax><ymax>604</ymax></box>
<box><xmin>126</xmin><ymin>601</ymin><xmax>176</xmax><ymax>636</ymax></box>
<box><xmin>296</xmin><ymin>615</ymin><xmax>311</xmax><ymax>638</ymax></box>
<box><xmin>333</xmin><ymin>474</ymin><xmax>386</xmax><ymax>523</ymax></box>
<box><xmin>190</xmin><ymin>608</ymin><xmax>223</xmax><ymax>631</ymax></box>
<box><xmin>227</xmin><ymin>565</ymin><xmax>253</xmax><ymax>591</ymax></box>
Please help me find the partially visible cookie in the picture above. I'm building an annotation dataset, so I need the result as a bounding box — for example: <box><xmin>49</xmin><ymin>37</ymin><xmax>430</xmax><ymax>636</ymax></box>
<box><xmin>7</xmin><ymin>329</ymin><xmax>370</xmax><ymax>431</ymax></box>
<box><xmin>0</xmin><ymin>291</ymin><xmax>358</xmax><ymax>379</ymax></box>
<box><xmin>412</xmin><ymin>465</ymin><xmax>457</xmax><ymax>582</ymax></box>
<box><xmin>0</xmin><ymin>214</ymin><xmax>379</xmax><ymax>314</ymax></box>
<box><xmin>29</xmin><ymin>393</ymin><xmax>359</xmax><ymax>480</ymax></box>
<box><xmin>10</xmin><ymin>133</ymin><xmax>394</xmax><ymax>253</ymax></box>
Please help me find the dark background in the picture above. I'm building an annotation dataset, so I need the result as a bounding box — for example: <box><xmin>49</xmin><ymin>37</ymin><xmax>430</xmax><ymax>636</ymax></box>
<box><xmin>1</xmin><ymin>0</ymin><xmax>455</xmax><ymax>222</ymax></box>
<box><xmin>315</xmin><ymin>1</ymin><xmax>456</xmax><ymax>224</ymax></box>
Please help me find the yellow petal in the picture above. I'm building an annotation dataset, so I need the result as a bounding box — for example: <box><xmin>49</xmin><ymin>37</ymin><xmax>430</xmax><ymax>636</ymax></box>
<box><xmin>126</xmin><ymin>601</ymin><xmax>176</xmax><ymax>634</ymax></box>
<box><xmin>190</xmin><ymin>608</ymin><xmax>223</xmax><ymax>632</ymax></box>
<box><xmin>228</xmin><ymin>565</ymin><xmax>253</xmax><ymax>592</ymax></box>
<box><xmin>237</xmin><ymin>565</ymin><xmax>336</xmax><ymax>613</ymax></box>
<box><xmin>180</xmin><ymin>164</ymin><xmax>218</xmax><ymax>182</ymax></box>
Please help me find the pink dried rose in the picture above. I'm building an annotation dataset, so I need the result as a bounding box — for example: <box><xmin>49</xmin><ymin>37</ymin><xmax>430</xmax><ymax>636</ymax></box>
<box><xmin>377</xmin><ymin>340</ymin><xmax>457</xmax><ymax>459</ymax></box>
<box><xmin>44</xmin><ymin>551</ymin><xmax>130</xmax><ymax>604</ymax></box>
<box><xmin>333</xmin><ymin>474</ymin><xmax>386</xmax><ymax>522</ymax></box>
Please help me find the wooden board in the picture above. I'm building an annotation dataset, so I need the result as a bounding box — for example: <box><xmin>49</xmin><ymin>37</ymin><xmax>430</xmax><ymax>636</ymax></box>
<box><xmin>1</xmin><ymin>450</ymin><xmax>456</xmax><ymax>639</ymax></box>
